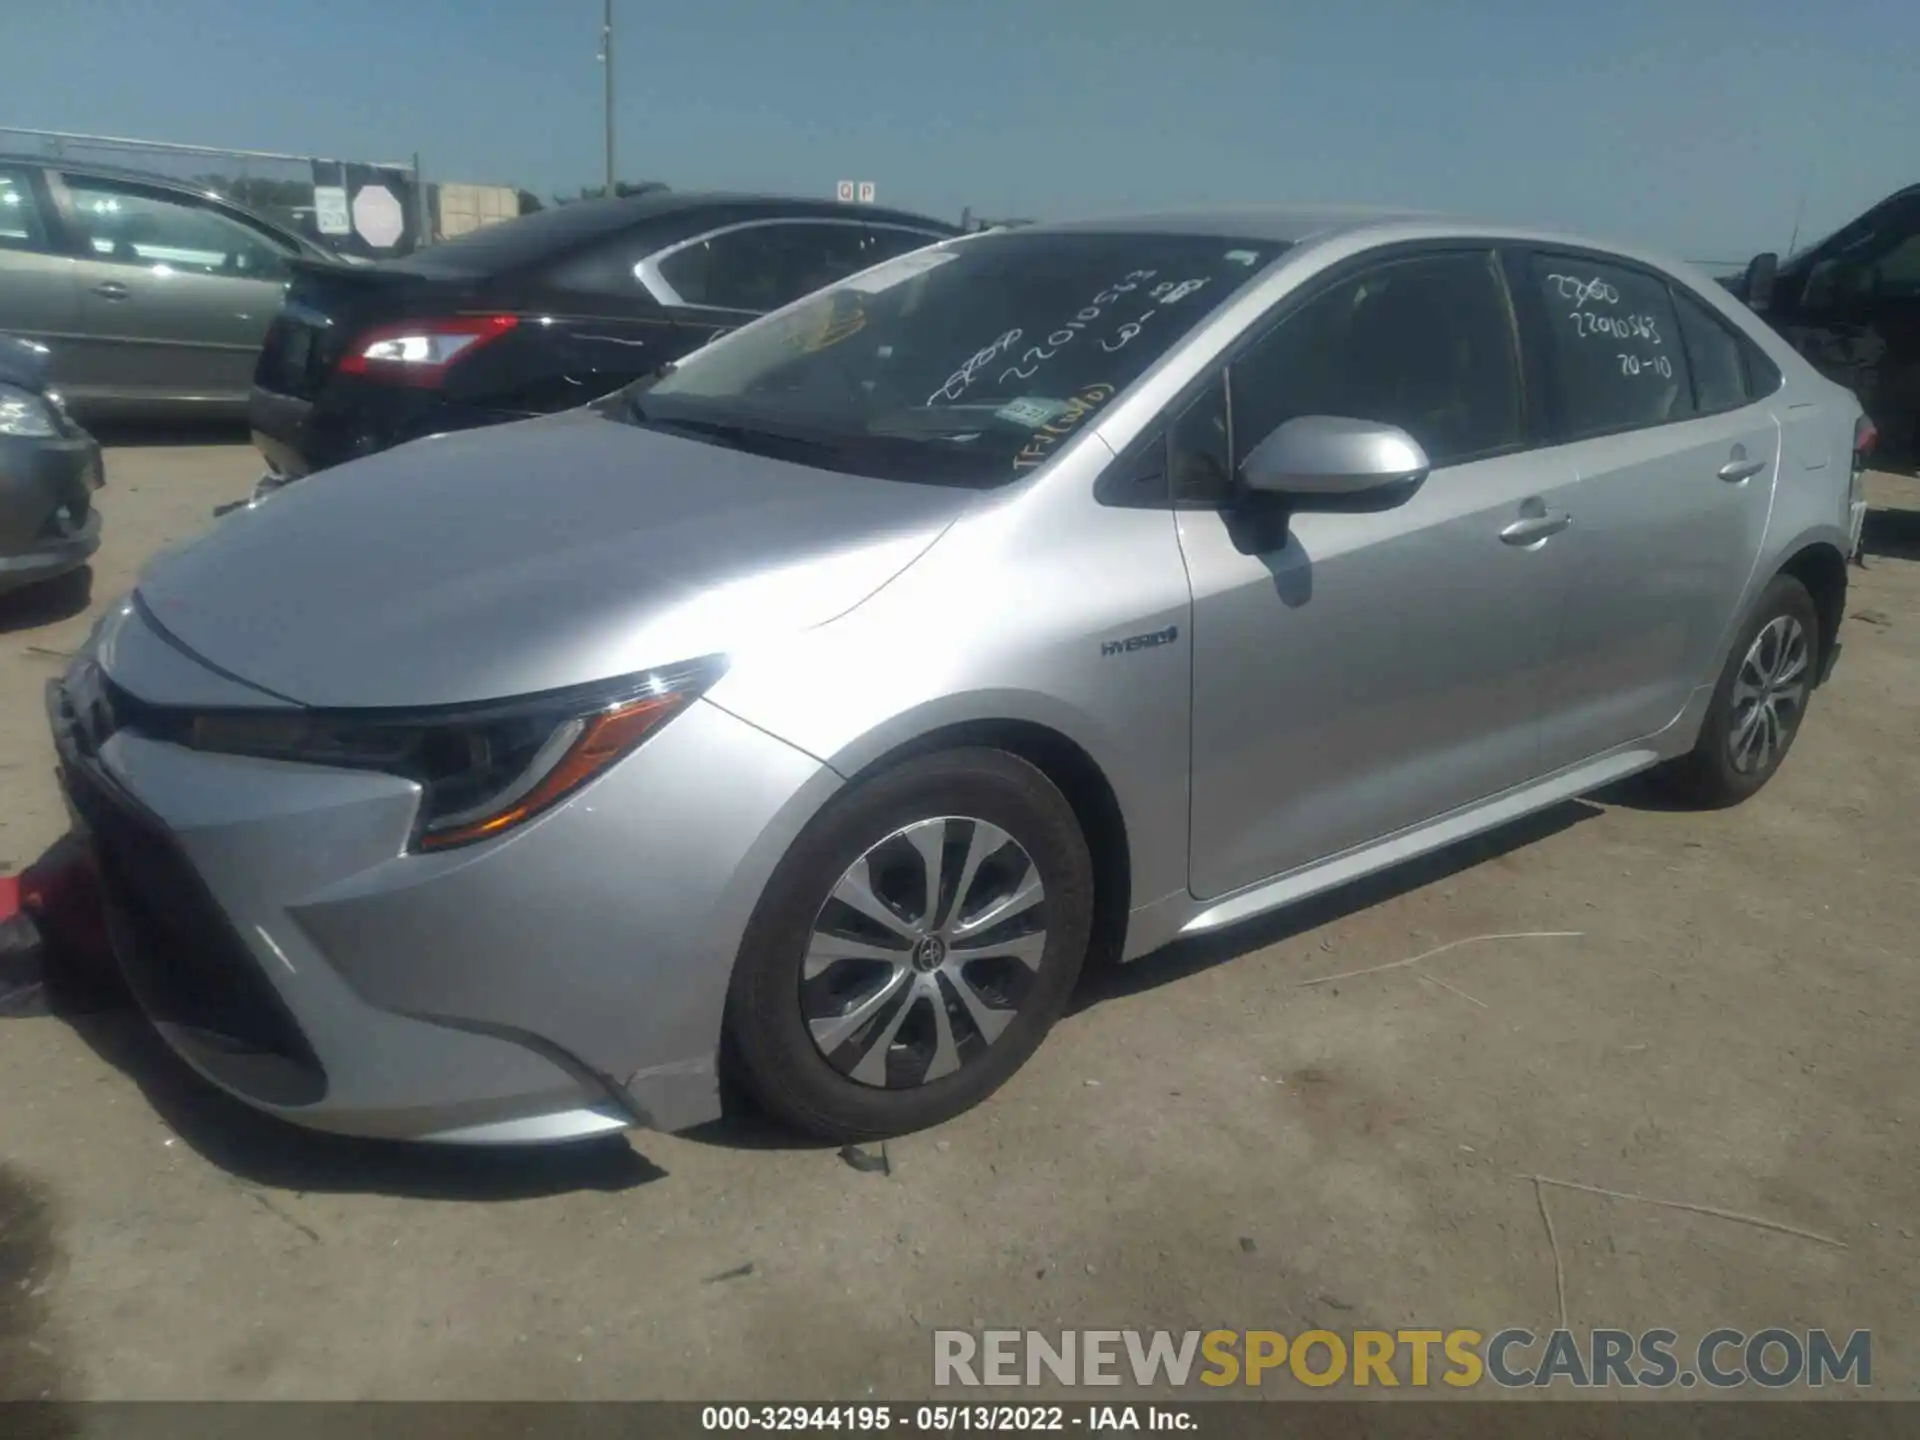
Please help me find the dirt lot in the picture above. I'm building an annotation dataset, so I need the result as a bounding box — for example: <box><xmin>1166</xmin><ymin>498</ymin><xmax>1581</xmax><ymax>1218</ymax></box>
<box><xmin>1</xmin><ymin>439</ymin><xmax>1916</xmax><ymax>1402</ymax></box>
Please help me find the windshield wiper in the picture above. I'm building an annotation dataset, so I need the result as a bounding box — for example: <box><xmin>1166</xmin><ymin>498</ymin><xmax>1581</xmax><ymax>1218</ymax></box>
<box><xmin>625</xmin><ymin>404</ymin><xmax>851</xmax><ymax>463</ymax></box>
<box><xmin>864</xmin><ymin>405</ymin><xmax>1008</xmax><ymax>441</ymax></box>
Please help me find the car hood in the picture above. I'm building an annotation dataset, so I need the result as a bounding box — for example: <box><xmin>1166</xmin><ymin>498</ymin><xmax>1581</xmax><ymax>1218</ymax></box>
<box><xmin>133</xmin><ymin>409</ymin><xmax>975</xmax><ymax>708</ymax></box>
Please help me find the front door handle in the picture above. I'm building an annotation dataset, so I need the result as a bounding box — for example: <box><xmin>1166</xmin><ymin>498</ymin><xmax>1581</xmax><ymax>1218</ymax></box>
<box><xmin>1500</xmin><ymin>511</ymin><xmax>1572</xmax><ymax>546</ymax></box>
<box><xmin>1717</xmin><ymin>457</ymin><xmax>1767</xmax><ymax>483</ymax></box>
<box><xmin>91</xmin><ymin>281</ymin><xmax>130</xmax><ymax>301</ymax></box>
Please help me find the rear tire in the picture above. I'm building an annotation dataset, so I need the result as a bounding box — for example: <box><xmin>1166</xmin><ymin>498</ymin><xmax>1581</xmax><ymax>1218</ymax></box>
<box><xmin>1656</xmin><ymin>574</ymin><xmax>1820</xmax><ymax>808</ymax></box>
<box><xmin>725</xmin><ymin>748</ymin><xmax>1093</xmax><ymax>1142</ymax></box>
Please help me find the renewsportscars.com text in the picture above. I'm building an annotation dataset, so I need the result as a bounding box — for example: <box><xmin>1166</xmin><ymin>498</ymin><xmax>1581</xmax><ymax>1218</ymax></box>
<box><xmin>933</xmin><ymin>1327</ymin><xmax>1871</xmax><ymax>1390</ymax></box>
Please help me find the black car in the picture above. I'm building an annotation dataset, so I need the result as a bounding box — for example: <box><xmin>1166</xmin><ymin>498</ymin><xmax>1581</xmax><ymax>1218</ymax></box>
<box><xmin>1726</xmin><ymin>183</ymin><xmax>1920</xmax><ymax>469</ymax></box>
<box><xmin>0</xmin><ymin>335</ymin><xmax>103</xmax><ymax>598</ymax></box>
<box><xmin>249</xmin><ymin>191</ymin><xmax>959</xmax><ymax>484</ymax></box>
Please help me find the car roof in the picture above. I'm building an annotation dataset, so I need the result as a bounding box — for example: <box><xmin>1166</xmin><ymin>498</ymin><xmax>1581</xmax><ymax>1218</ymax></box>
<box><xmin>1018</xmin><ymin>204</ymin><xmax>1735</xmax><ymax>290</ymax></box>
<box><xmin>1</xmin><ymin>150</ymin><xmax>252</xmax><ymax>203</ymax></box>
<box><xmin>1781</xmin><ymin>181</ymin><xmax>1920</xmax><ymax>267</ymax></box>
<box><xmin>387</xmin><ymin>189</ymin><xmax>960</xmax><ymax>277</ymax></box>
<box><xmin>563</xmin><ymin>189</ymin><xmax>959</xmax><ymax>232</ymax></box>
<box><xmin>1030</xmin><ymin>204</ymin><xmax>1444</xmax><ymax>245</ymax></box>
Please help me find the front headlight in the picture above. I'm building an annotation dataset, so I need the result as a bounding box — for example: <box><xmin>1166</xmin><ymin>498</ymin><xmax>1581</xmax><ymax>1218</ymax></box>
<box><xmin>0</xmin><ymin>382</ymin><xmax>57</xmax><ymax>438</ymax></box>
<box><xmin>182</xmin><ymin>657</ymin><xmax>726</xmax><ymax>851</ymax></box>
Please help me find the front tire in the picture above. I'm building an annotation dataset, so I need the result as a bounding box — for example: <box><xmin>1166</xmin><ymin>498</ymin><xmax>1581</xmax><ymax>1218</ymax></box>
<box><xmin>725</xmin><ymin>748</ymin><xmax>1093</xmax><ymax>1142</ymax></box>
<box><xmin>1658</xmin><ymin>574</ymin><xmax>1820</xmax><ymax>807</ymax></box>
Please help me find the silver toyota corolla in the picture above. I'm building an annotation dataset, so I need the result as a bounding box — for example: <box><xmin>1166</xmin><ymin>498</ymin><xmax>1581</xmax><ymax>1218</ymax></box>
<box><xmin>47</xmin><ymin>208</ymin><xmax>1865</xmax><ymax>1145</ymax></box>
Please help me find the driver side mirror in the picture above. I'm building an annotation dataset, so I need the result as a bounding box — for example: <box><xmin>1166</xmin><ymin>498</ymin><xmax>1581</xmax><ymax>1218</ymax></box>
<box><xmin>1239</xmin><ymin>415</ymin><xmax>1431</xmax><ymax>504</ymax></box>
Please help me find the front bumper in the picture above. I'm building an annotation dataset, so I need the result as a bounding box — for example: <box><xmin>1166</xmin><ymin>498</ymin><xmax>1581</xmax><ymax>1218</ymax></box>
<box><xmin>0</xmin><ymin>429</ymin><xmax>103</xmax><ymax>594</ymax></box>
<box><xmin>46</xmin><ymin>619</ymin><xmax>839</xmax><ymax>1144</ymax></box>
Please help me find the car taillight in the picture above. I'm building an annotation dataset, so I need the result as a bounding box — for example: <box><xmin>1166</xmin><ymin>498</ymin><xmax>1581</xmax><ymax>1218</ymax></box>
<box><xmin>336</xmin><ymin>314</ymin><xmax>518</xmax><ymax>385</ymax></box>
<box><xmin>1852</xmin><ymin>416</ymin><xmax>1877</xmax><ymax>469</ymax></box>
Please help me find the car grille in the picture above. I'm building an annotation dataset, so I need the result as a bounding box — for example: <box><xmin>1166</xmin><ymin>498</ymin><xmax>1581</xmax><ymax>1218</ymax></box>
<box><xmin>55</xmin><ymin>723</ymin><xmax>327</xmax><ymax>1107</ymax></box>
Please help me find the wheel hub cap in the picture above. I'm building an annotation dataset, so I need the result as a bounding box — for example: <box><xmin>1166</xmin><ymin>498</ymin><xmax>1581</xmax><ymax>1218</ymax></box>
<box><xmin>801</xmin><ymin>816</ymin><xmax>1049</xmax><ymax>1090</ymax></box>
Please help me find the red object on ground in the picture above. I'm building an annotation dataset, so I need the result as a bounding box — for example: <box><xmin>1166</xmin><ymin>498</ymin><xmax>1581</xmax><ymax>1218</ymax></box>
<box><xmin>17</xmin><ymin>844</ymin><xmax>112</xmax><ymax>966</ymax></box>
<box><xmin>0</xmin><ymin>873</ymin><xmax>20</xmax><ymax>923</ymax></box>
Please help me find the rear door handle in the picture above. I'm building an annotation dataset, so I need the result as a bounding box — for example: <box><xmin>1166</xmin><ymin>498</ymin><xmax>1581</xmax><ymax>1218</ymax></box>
<box><xmin>1500</xmin><ymin>511</ymin><xmax>1572</xmax><ymax>546</ymax></box>
<box><xmin>1717</xmin><ymin>457</ymin><xmax>1767</xmax><ymax>483</ymax></box>
<box><xmin>91</xmin><ymin>281</ymin><xmax>130</xmax><ymax>301</ymax></box>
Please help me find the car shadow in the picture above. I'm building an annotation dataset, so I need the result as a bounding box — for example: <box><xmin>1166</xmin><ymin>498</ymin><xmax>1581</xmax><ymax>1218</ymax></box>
<box><xmin>80</xmin><ymin>418</ymin><xmax>251</xmax><ymax>448</ymax></box>
<box><xmin>1860</xmin><ymin>504</ymin><xmax>1920</xmax><ymax>564</ymax></box>
<box><xmin>1585</xmin><ymin>770</ymin><xmax>1697</xmax><ymax>813</ymax></box>
<box><xmin>0</xmin><ymin>567</ymin><xmax>92</xmax><ymax>636</ymax></box>
<box><xmin>1069</xmin><ymin>798</ymin><xmax>1604</xmax><ymax>1013</ymax></box>
<box><xmin>681</xmin><ymin>1074</ymin><xmax>847</xmax><ymax>1155</ymax></box>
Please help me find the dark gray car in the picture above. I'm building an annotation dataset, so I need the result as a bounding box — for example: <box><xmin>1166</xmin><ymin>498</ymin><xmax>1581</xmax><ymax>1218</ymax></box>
<box><xmin>0</xmin><ymin>156</ymin><xmax>336</xmax><ymax>419</ymax></box>
<box><xmin>0</xmin><ymin>335</ymin><xmax>102</xmax><ymax>595</ymax></box>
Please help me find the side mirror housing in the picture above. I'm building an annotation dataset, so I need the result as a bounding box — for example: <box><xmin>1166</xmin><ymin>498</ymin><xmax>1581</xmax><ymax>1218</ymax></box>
<box><xmin>1742</xmin><ymin>251</ymin><xmax>1778</xmax><ymax>312</ymax></box>
<box><xmin>1239</xmin><ymin>415</ymin><xmax>1431</xmax><ymax>501</ymax></box>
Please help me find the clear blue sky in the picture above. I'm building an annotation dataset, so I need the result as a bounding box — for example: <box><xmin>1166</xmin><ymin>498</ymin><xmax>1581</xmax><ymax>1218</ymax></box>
<box><xmin>7</xmin><ymin>0</ymin><xmax>1915</xmax><ymax>263</ymax></box>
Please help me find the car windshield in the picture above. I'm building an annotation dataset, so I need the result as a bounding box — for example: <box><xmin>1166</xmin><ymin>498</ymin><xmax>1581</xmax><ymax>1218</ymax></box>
<box><xmin>619</xmin><ymin>229</ymin><xmax>1286</xmax><ymax>484</ymax></box>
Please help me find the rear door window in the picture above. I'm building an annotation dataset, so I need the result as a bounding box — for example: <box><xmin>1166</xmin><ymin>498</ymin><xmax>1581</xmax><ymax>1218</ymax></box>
<box><xmin>0</xmin><ymin>165</ymin><xmax>51</xmax><ymax>253</ymax></box>
<box><xmin>1529</xmin><ymin>253</ymin><xmax>1690</xmax><ymax>437</ymax></box>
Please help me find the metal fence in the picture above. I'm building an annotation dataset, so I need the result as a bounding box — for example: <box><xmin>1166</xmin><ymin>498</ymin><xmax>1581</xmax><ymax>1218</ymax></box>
<box><xmin>0</xmin><ymin>126</ymin><xmax>430</xmax><ymax>257</ymax></box>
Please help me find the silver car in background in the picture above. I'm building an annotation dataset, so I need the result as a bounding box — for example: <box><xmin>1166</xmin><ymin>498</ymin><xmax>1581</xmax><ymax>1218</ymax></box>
<box><xmin>0</xmin><ymin>155</ymin><xmax>334</xmax><ymax>419</ymax></box>
<box><xmin>47</xmin><ymin>208</ymin><xmax>1863</xmax><ymax>1145</ymax></box>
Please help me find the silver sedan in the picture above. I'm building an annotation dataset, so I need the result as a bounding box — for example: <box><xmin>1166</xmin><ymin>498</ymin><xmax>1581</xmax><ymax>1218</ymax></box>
<box><xmin>47</xmin><ymin>208</ymin><xmax>1864</xmax><ymax>1144</ymax></box>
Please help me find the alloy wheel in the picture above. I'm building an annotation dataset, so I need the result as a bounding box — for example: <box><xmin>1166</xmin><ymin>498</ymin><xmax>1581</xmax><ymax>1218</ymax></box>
<box><xmin>1728</xmin><ymin>615</ymin><xmax>1810</xmax><ymax>775</ymax></box>
<box><xmin>801</xmin><ymin>816</ymin><xmax>1048</xmax><ymax>1089</ymax></box>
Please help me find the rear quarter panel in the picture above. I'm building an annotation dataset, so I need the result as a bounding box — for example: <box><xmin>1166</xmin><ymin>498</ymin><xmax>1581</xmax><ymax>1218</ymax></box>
<box><xmin>1713</xmin><ymin>295</ymin><xmax>1857</xmax><ymax>678</ymax></box>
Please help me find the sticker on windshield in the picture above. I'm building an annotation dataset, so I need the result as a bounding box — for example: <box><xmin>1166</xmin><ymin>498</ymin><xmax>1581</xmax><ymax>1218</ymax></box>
<box><xmin>797</xmin><ymin>295</ymin><xmax>868</xmax><ymax>353</ymax></box>
<box><xmin>843</xmin><ymin>248</ymin><xmax>958</xmax><ymax>294</ymax></box>
<box><xmin>1224</xmin><ymin>249</ymin><xmax>1261</xmax><ymax>267</ymax></box>
<box><xmin>996</xmin><ymin>397</ymin><xmax>1070</xmax><ymax>428</ymax></box>
<box><xmin>1011</xmin><ymin>381</ymin><xmax>1118</xmax><ymax>470</ymax></box>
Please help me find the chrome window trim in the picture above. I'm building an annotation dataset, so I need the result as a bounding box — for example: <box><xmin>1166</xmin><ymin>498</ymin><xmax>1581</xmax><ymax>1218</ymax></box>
<box><xmin>633</xmin><ymin>216</ymin><xmax>950</xmax><ymax>309</ymax></box>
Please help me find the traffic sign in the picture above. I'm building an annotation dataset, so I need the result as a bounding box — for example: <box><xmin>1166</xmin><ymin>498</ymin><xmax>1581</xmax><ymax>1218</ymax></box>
<box><xmin>313</xmin><ymin>185</ymin><xmax>350</xmax><ymax>236</ymax></box>
<box><xmin>836</xmin><ymin>180</ymin><xmax>855</xmax><ymax>203</ymax></box>
<box><xmin>857</xmin><ymin>181</ymin><xmax>876</xmax><ymax>204</ymax></box>
<box><xmin>352</xmin><ymin>183</ymin><xmax>405</xmax><ymax>249</ymax></box>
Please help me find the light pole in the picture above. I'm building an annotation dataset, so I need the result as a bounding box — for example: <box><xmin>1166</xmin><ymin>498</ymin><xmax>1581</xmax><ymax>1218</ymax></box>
<box><xmin>600</xmin><ymin>0</ymin><xmax>616</xmax><ymax>193</ymax></box>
